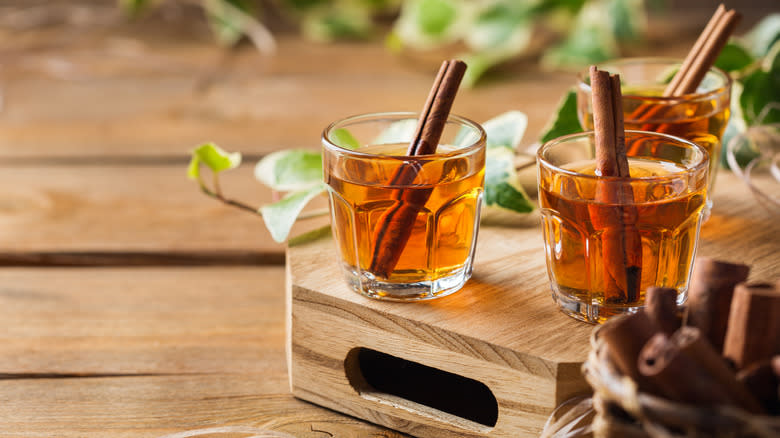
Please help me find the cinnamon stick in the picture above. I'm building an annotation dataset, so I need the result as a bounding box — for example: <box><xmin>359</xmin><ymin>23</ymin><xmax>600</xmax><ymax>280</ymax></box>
<box><xmin>663</xmin><ymin>4</ymin><xmax>725</xmax><ymax>96</ymax></box>
<box><xmin>645</xmin><ymin>287</ymin><xmax>679</xmax><ymax>335</ymax></box>
<box><xmin>737</xmin><ymin>357</ymin><xmax>780</xmax><ymax>413</ymax></box>
<box><xmin>599</xmin><ymin>310</ymin><xmax>660</xmax><ymax>392</ymax></box>
<box><xmin>589</xmin><ymin>66</ymin><xmax>642</xmax><ymax>304</ymax></box>
<box><xmin>686</xmin><ymin>257</ymin><xmax>750</xmax><ymax>351</ymax></box>
<box><xmin>627</xmin><ymin>4</ymin><xmax>741</xmax><ymax>138</ymax></box>
<box><xmin>723</xmin><ymin>282</ymin><xmax>780</xmax><ymax>369</ymax></box>
<box><xmin>675</xmin><ymin>327</ymin><xmax>764</xmax><ymax>413</ymax></box>
<box><xmin>638</xmin><ymin>327</ymin><xmax>763</xmax><ymax>413</ymax></box>
<box><xmin>638</xmin><ymin>332</ymin><xmax>732</xmax><ymax>405</ymax></box>
<box><xmin>368</xmin><ymin>60</ymin><xmax>467</xmax><ymax>278</ymax></box>
<box><xmin>668</xmin><ymin>8</ymin><xmax>741</xmax><ymax>96</ymax></box>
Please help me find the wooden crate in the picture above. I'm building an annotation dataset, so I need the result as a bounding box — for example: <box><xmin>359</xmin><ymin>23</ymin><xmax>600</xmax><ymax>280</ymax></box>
<box><xmin>286</xmin><ymin>223</ymin><xmax>594</xmax><ymax>437</ymax></box>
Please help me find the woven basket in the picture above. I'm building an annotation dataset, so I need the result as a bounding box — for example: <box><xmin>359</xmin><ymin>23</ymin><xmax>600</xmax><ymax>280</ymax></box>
<box><xmin>583</xmin><ymin>319</ymin><xmax>780</xmax><ymax>438</ymax></box>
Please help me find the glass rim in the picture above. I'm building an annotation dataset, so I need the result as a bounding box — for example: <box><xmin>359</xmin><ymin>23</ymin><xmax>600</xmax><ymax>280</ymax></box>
<box><xmin>576</xmin><ymin>57</ymin><xmax>732</xmax><ymax>102</ymax></box>
<box><xmin>537</xmin><ymin>129</ymin><xmax>710</xmax><ymax>182</ymax></box>
<box><xmin>321</xmin><ymin>111</ymin><xmax>487</xmax><ymax>160</ymax></box>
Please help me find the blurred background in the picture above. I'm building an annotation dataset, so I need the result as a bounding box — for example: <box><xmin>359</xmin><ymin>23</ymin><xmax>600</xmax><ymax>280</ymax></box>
<box><xmin>0</xmin><ymin>0</ymin><xmax>776</xmax><ymax>160</ymax></box>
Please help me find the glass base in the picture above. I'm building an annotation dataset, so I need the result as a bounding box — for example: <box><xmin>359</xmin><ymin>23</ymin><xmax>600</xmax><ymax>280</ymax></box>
<box><xmin>551</xmin><ymin>286</ymin><xmax>688</xmax><ymax>324</ymax></box>
<box><xmin>341</xmin><ymin>263</ymin><xmax>473</xmax><ymax>302</ymax></box>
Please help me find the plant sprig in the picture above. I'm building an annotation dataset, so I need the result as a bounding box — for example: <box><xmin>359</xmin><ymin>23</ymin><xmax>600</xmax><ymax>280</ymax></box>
<box><xmin>188</xmin><ymin>111</ymin><xmax>535</xmax><ymax>243</ymax></box>
<box><xmin>121</xmin><ymin>0</ymin><xmax>648</xmax><ymax>86</ymax></box>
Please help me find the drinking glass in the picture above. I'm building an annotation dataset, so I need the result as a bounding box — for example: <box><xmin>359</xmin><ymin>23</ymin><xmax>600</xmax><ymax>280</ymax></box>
<box><xmin>537</xmin><ymin>130</ymin><xmax>709</xmax><ymax>323</ymax></box>
<box><xmin>322</xmin><ymin>112</ymin><xmax>486</xmax><ymax>301</ymax></box>
<box><xmin>577</xmin><ymin>58</ymin><xmax>730</xmax><ymax>192</ymax></box>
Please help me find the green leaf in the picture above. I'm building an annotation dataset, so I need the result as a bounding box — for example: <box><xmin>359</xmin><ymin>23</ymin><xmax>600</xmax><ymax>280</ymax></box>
<box><xmin>484</xmin><ymin>146</ymin><xmax>534</xmax><ymax>213</ymax></box>
<box><xmin>465</xmin><ymin>3</ymin><xmax>527</xmax><ymax>52</ymax></box>
<box><xmin>743</xmin><ymin>13</ymin><xmax>780</xmax><ymax>57</ymax></box>
<box><xmin>204</xmin><ymin>0</ymin><xmax>254</xmax><ymax>47</ymax></box>
<box><xmin>462</xmin><ymin>27</ymin><xmax>532</xmax><ymax>86</ymax></box>
<box><xmin>459</xmin><ymin>3</ymin><xmax>533</xmax><ymax>85</ymax></box>
<box><xmin>285</xmin><ymin>0</ymin><xmax>329</xmax><ymax>11</ymax></box>
<box><xmin>721</xmin><ymin>81</ymin><xmax>747</xmax><ymax>168</ymax></box>
<box><xmin>606</xmin><ymin>0</ymin><xmax>645</xmax><ymax>42</ymax></box>
<box><xmin>715</xmin><ymin>42</ymin><xmax>755</xmax><ymax>73</ymax></box>
<box><xmin>190</xmin><ymin>142</ymin><xmax>242</xmax><ymax>176</ymax></box>
<box><xmin>385</xmin><ymin>31</ymin><xmax>404</xmax><ymax>52</ymax></box>
<box><xmin>539</xmin><ymin>89</ymin><xmax>582</xmax><ymax>143</ymax></box>
<box><xmin>417</xmin><ymin>0</ymin><xmax>458</xmax><ymax>36</ymax></box>
<box><xmin>541</xmin><ymin>2</ymin><xmax>618</xmax><ymax>69</ymax></box>
<box><xmin>460</xmin><ymin>51</ymin><xmax>506</xmax><ymax>88</ymax></box>
<box><xmin>301</xmin><ymin>4</ymin><xmax>373</xmax><ymax>42</ymax></box>
<box><xmin>739</xmin><ymin>42</ymin><xmax>780</xmax><ymax>125</ymax></box>
<box><xmin>187</xmin><ymin>154</ymin><xmax>201</xmax><ymax>180</ymax></box>
<box><xmin>483</xmin><ymin>110</ymin><xmax>528</xmax><ymax>149</ymax></box>
<box><xmin>330</xmin><ymin>128</ymin><xmax>361</xmax><ymax>150</ymax></box>
<box><xmin>764</xmin><ymin>39</ymin><xmax>780</xmax><ymax>72</ymax></box>
<box><xmin>254</xmin><ymin>149</ymin><xmax>323</xmax><ymax>192</ymax></box>
<box><xmin>392</xmin><ymin>0</ymin><xmax>466</xmax><ymax>49</ymax></box>
<box><xmin>532</xmin><ymin>0</ymin><xmax>587</xmax><ymax>15</ymax></box>
<box><xmin>260</xmin><ymin>183</ymin><xmax>327</xmax><ymax>242</ymax></box>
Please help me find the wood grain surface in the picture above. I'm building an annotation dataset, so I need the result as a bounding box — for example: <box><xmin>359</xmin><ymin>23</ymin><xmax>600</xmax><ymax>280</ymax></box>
<box><xmin>0</xmin><ymin>35</ymin><xmax>572</xmax><ymax>161</ymax></box>
<box><xmin>0</xmin><ymin>267</ymin><xmax>404</xmax><ymax>437</ymax></box>
<box><xmin>288</xmin><ymin>224</ymin><xmax>592</xmax><ymax>437</ymax></box>
<box><xmin>287</xmin><ymin>172</ymin><xmax>779</xmax><ymax>437</ymax></box>
<box><xmin>0</xmin><ymin>164</ymin><xmax>323</xmax><ymax>262</ymax></box>
<box><xmin>0</xmin><ymin>1</ymin><xmax>777</xmax><ymax>437</ymax></box>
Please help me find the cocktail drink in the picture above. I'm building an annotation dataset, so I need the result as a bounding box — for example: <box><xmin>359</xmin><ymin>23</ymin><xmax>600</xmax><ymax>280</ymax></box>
<box><xmin>322</xmin><ymin>112</ymin><xmax>486</xmax><ymax>301</ymax></box>
<box><xmin>577</xmin><ymin>58</ymin><xmax>730</xmax><ymax>191</ymax></box>
<box><xmin>537</xmin><ymin>130</ymin><xmax>709</xmax><ymax>323</ymax></box>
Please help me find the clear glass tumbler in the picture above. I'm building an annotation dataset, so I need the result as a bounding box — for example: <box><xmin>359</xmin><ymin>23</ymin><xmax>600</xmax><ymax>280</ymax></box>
<box><xmin>577</xmin><ymin>58</ymin><xmax>731</xmax><ymax>192</ymax></box>
<box><xmin>537</xmin><ymin>130</ymin><xmax>709</xmax><ymax>323</ymax></box>
<box><xmin>322</xmin><ymin>112</ymin><xmax>486</xmax><ymax>301</ymax></box>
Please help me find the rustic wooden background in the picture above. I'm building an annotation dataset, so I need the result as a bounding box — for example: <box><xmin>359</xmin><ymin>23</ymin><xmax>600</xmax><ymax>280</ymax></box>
<box><xmin>0</xmin><ymin>1</ymin><xmax>777</xmax><ymax>437</ymax></box>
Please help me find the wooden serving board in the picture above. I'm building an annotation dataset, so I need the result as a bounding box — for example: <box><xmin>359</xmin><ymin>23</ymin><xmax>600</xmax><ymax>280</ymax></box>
<box><xmin>286</xmin><ymin>173</ymin><xmax>779</xmax><ymax>437</ymax></box>
<box><xmin>286</xmin><ymin>215</ymin><xmax>594</xmax><ymax>437</ymax></box>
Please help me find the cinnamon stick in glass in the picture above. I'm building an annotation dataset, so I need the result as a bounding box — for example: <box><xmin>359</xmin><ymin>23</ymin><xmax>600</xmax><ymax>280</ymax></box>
<box><xmin>629</xmin><ymin>4</ymin><xmax>741</xmax><ymax>133</ymax></box>
<box><xmin>686</xmin><ymin>257</ymin><xmax>750</xmax><ymax>351</ymax></box>
<box><xmin>588</xmin><ymin>66</ymin><xmax>642</xmax><ymax>304</ymax></box>
<box><xmin>723</xmin><ymin>282</ymin><xmax>780</xmax><ymax>369</ymax></box>
<box><xmin>368</xmin><ymin>60</ymin><xmax>467</xmax><ymax>278</ymax></box>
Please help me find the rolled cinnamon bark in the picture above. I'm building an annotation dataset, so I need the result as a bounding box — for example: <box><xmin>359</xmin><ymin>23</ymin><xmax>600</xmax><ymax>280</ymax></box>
<box><xmin>368</xmin><ymin>60</ymin><xmax>466</xmax><ymax>278</ymax></box>
<box><xmin>589</xmin><ymin>66</ymin><xmax>642</xmax><ymax>304</ymax></box>
<box><xmin>675</xmin><ymin>327</ymin><xmax>764</xmax><ymax>413</ymax></box>
<box><xmin>638</xmin><ymin>328</ymin><xmax>762</xmax><ymax>412</ymax></box>
<box><xmin>599</xmin><ymin>310</ymin><xmax>660</xmax><ymax>392</ymax></box>
<box><xmin>737</xmin><ymin>357</ymin><xmax>780</xmax><ymax>413</ymax></box>
<box><xmin>645</xmin><ymin>286</ymin><xmax>679</xmax><ymax>335</ymax></box>
<box><xmin>723</xmin><ymin>283</ymin><xmax>780</xmax><ymax>369</ymax></box>
<box><xmin>686</xmin><ymin>257</ymin><xmax>750</xmax><ymax>351</ymax></box>
<box><xmin>638</xmin><ymin>332</ymin><xmax>733</xmax><ymax>405</ymax></box>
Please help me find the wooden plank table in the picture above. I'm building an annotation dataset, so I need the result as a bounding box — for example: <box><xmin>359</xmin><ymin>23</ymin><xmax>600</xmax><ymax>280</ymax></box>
<box><xmin>0</xmin><ymin>2</ymin><xmax>777</xmax><ymax>437</ymax></box>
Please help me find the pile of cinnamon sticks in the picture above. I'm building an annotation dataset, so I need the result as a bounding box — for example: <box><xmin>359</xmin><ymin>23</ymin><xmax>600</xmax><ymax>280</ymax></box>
<box><xmin>600</xmin><ymin>257</ymin><xmax>780</xmax><ymax>415</ymax></box>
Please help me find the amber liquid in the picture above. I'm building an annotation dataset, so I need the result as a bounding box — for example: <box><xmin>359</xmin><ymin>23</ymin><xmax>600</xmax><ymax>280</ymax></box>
<box><xmin>326</xmin><ymin>143</ymin><xmax>484</xmax><ymax>285</ymax></box>
<box><xmin>540</xmin><ymin>158</ymin><xmax>706</xmax><ymax>318</ymax></box>
<box><xmin>582</xmin><ymin>87</ymin><xmax>728</xmax><ymax>189</ymax></box>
